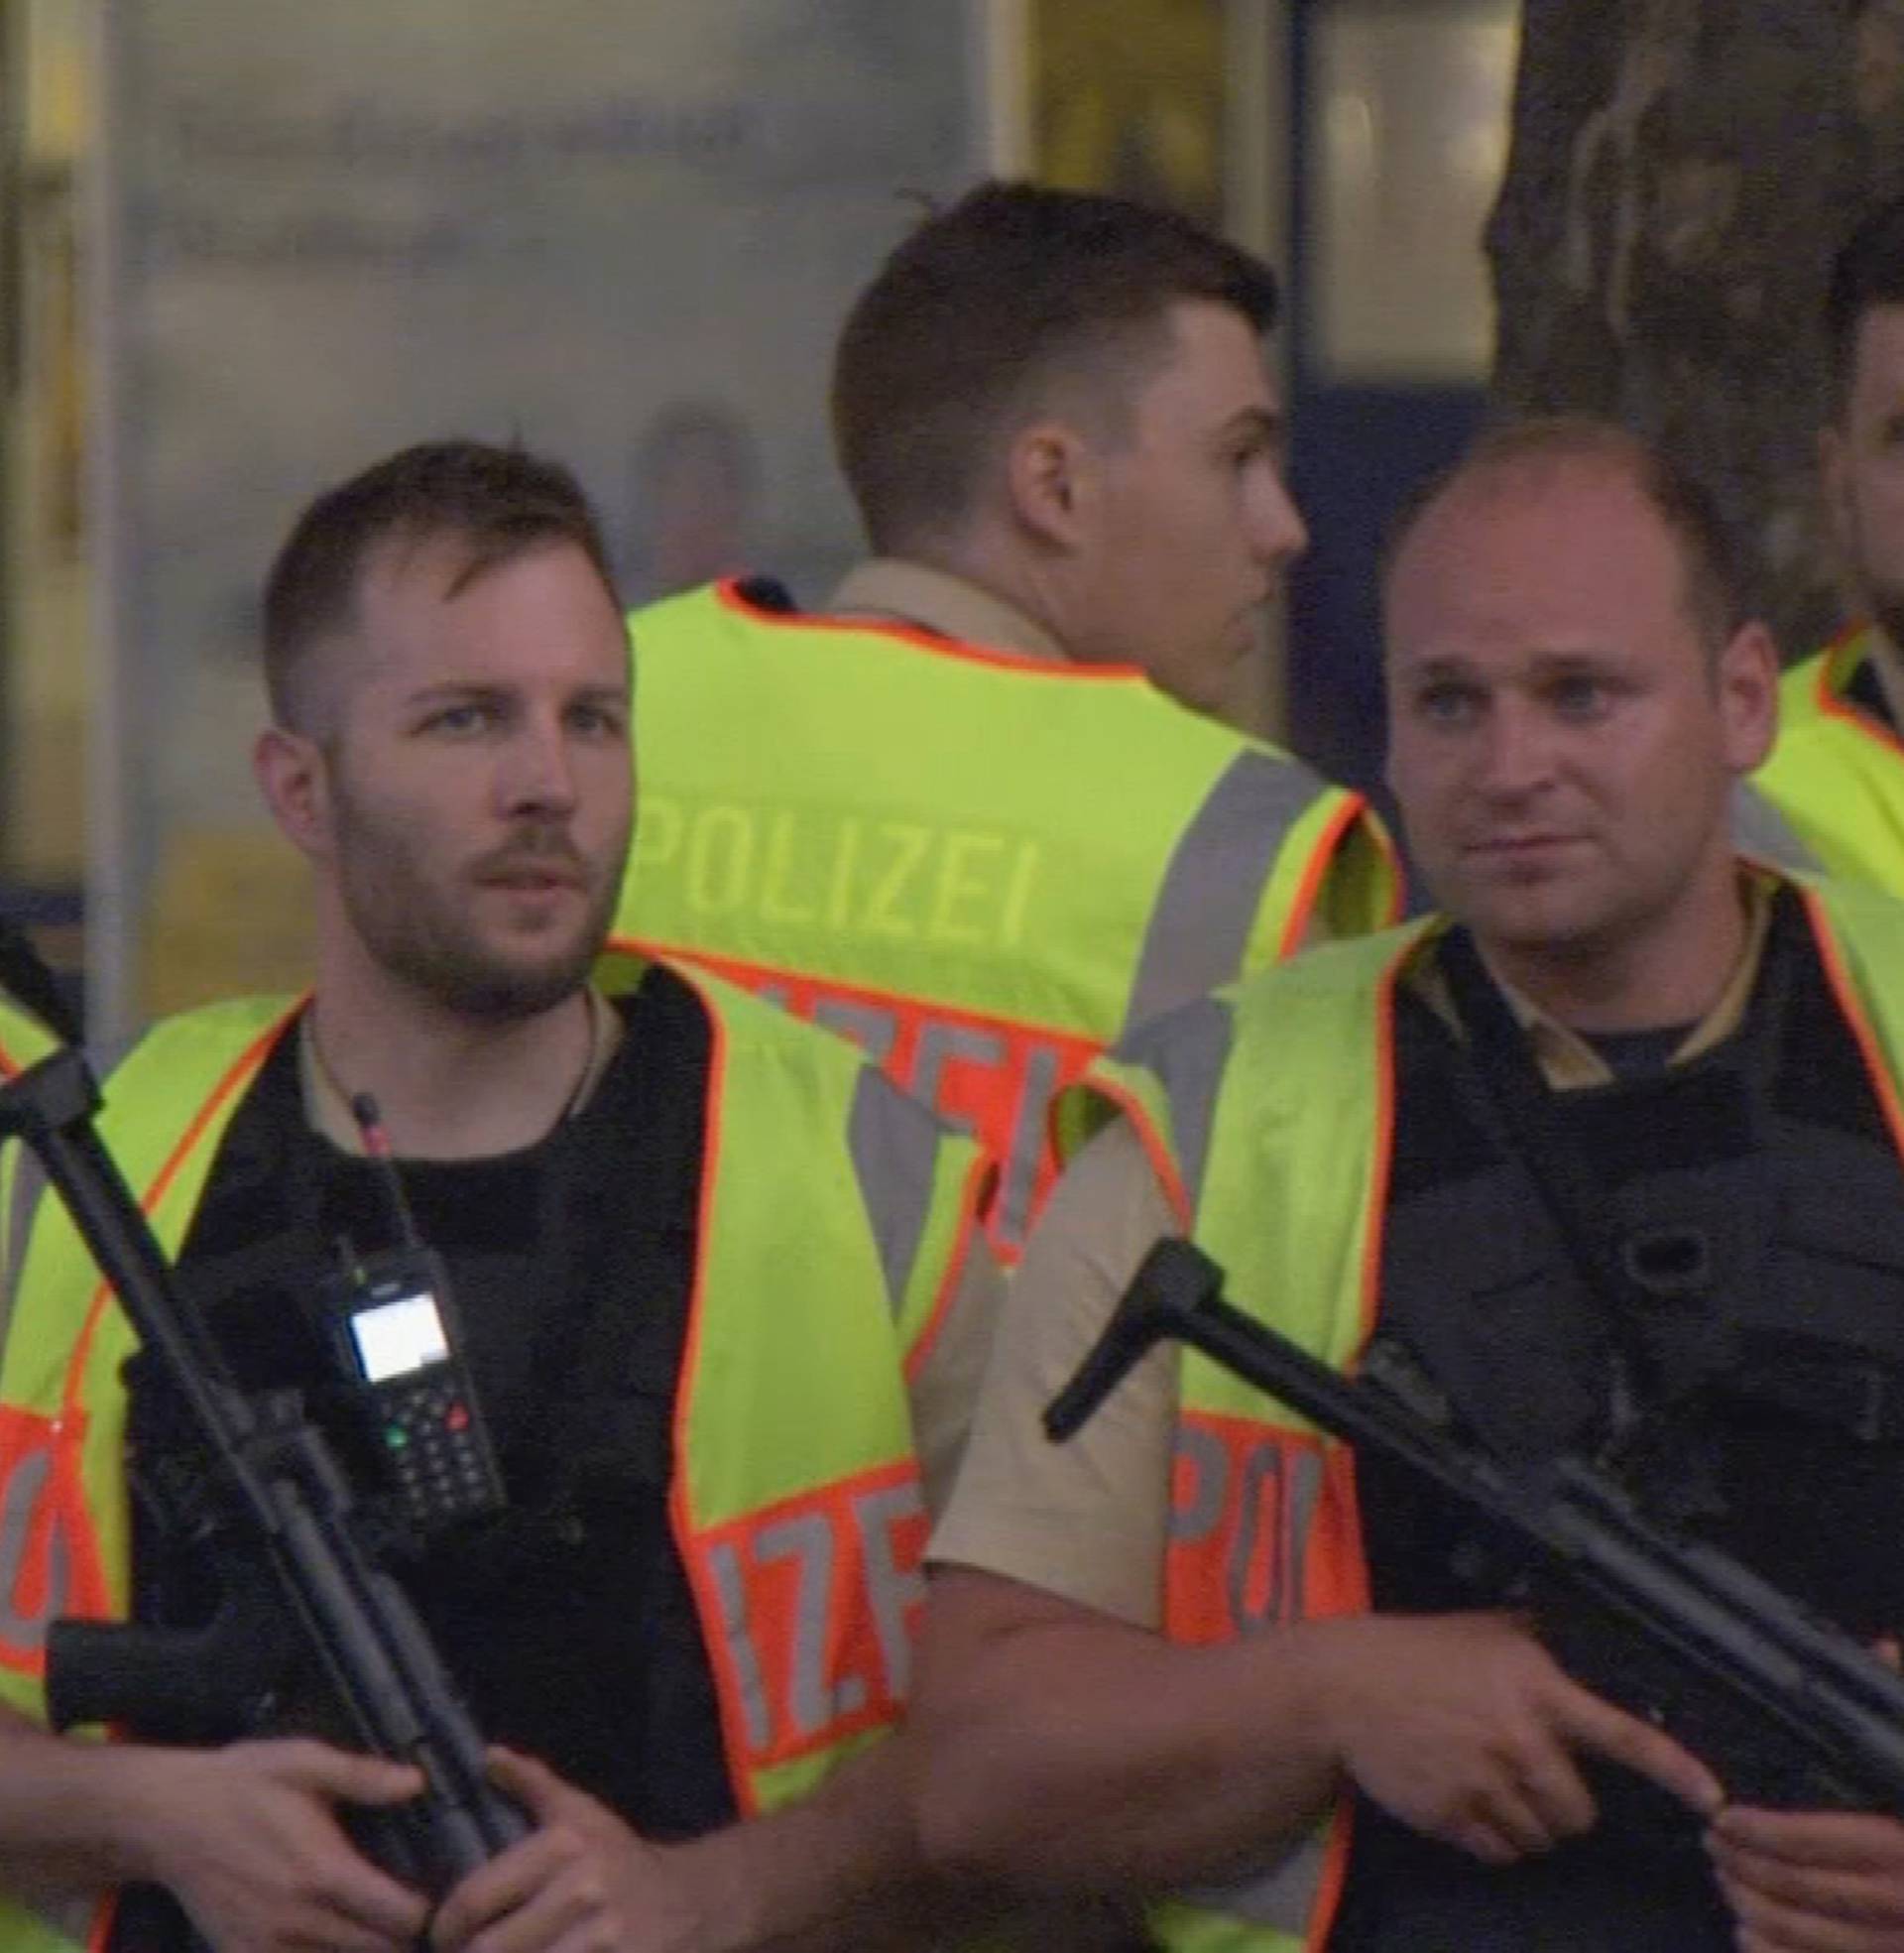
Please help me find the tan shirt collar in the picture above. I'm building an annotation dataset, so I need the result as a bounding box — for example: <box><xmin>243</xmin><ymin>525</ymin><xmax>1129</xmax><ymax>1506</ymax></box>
<box><xmin>828</xmin><ymin>558</ymin><xmax>1070</xmax><ymax>665</ymax></box>
<box><xmin>1412</xmin><ymin>871</ymin><xmax>1775</xmax><ymax>1090</ymax></box>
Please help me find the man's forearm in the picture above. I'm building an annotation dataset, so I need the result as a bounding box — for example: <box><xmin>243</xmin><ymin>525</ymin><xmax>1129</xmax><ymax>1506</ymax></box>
<box><xmin>910</xmin><ymin>1574</ymin><xmax>1339</xmax><ymax>1894</ymax></box>
<box><xmin>661</xmin><ymin>1735</ymin><xmax>989</xmax><ymax>1952</ymax></box>
<box><xmin>0</xmin><ymin>1704</ymin><xmax>170</xmax><ymax>1909</ymax></box>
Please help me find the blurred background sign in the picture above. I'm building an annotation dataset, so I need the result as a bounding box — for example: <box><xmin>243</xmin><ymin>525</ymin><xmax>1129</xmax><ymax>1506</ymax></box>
<box><xmin>90</xmin><ymin>0</ymin><xmax>987</xmax><ymax>1030</ymax></box>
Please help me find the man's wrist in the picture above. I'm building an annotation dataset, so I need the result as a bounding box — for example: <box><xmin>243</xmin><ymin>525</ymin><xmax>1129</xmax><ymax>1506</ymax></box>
<box><xmin>0</xmin><ymin>1735</ymin><xmax>181</xmax><ymax>1891</ymax></box>
<box><xmin>655</xmin><ymin>1832</ymin><xmax>756</xmax><ymax>1953</ymax></box>
<box><xmin>1250</xmin><ymin>1619</ymin><xmax>1360</xmax><ymax>1785</ymax></box>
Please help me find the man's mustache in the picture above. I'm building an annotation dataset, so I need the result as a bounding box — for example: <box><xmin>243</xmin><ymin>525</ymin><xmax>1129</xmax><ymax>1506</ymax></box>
<box><xmin>471</xmin><ymin>828</ymin><xmax>592</xmax><ymax>884</ymax></box>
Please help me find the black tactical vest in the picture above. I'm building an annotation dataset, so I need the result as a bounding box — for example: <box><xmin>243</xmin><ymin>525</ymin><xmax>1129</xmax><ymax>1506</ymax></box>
<box><xmin>1331</xmin><ymin>890</ymin><xmax>1904</xmax><ymax>1952</ymax></box>
<box><xmin>110</xmin><ymin>970</ymin><xmax>734</xmax><ymax>1952</ymax></box>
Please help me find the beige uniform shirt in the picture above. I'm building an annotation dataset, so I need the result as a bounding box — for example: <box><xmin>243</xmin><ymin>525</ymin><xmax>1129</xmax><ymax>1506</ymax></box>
<box><xmin>930</xmin><ymin>886</ymin><xmax>1774</xmax><ymax>1622</ymax></box>
<box><xmin>830</xmin><ymin>557</ymin><xmax>1071</xmax><ymax>664</ymax></box>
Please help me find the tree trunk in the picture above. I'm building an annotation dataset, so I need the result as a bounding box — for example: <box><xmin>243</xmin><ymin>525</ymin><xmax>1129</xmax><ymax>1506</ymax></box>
<box><xmin>1487</xmin><ymin>0</ymin><xmax>1896</xmax><ymax>659</ymax></box>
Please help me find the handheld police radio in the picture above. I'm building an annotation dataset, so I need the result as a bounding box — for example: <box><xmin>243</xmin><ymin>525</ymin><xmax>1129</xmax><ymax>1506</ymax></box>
<box><xmin>321</xmin><ymin>1093</ymin><xmax>507</xmax><ymax>1531</ymax></box>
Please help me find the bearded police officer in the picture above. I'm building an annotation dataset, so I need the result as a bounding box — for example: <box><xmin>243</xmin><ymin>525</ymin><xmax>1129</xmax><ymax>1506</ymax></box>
<box><xmin>914</xmin><ymin>418</ymin><xmax>1904</xmax><ymax>1952</ymax></box>
<box><xmin>0</xmin><ymin>440</ymin><xmax>1001</xmax><ymax>1953</ymax></box>
<box><xmin>611</xmin><ymin>183</ymin><xmax>1398</xmax><ymax>1263</ymax></box>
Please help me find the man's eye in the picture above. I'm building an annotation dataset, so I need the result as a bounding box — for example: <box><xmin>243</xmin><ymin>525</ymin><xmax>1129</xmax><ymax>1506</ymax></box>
<box><xmin>1416</xmin><ymin>683</ymin><xmax>1481</xmax><ymax>728</ymax></box>
<box><xmin>1550</xmin><ymin>674</ymin><xmax>1610</xmax><ymax>720</ymax></box>
<box><xmin>423</xmin><ymin>702</ymin><xmax>495</xmax><ymax>735</ymax></box>
<box><xmin>569</xmin><ymin>703</ymin><xmax>628</xmax><ymax>738</ymax></box>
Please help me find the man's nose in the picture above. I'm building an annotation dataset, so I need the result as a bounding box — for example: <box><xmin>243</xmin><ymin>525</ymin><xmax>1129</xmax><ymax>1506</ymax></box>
<box><xmin>1475</xmin><ymin>696</ymin><xmax>1556</xmax><ymax>795</ymax></box>
<box><xmin>1252</xmin><ymin>475</ymin><xmax>1308</xmax><ymax>569</ymax></box>
<box><xmin>498</xmin><ymin>715</ymin><xmax>579</xmax><ymax>815</ymax></box>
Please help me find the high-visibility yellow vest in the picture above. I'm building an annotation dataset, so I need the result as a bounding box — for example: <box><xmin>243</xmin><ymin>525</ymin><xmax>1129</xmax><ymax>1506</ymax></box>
<box><xmin>1059</xmin><ymin>875</ymin><xmax>1904</xmax><ymax>1952</ymax></box>
<box><xmin>0</xmin><ymin>972</ymin><xmax>986</xmax><ymax>1950</ymax></box>
<box><xmin>612</xmin><ymin>579</ymin><xmax>1400</xmax><ymax>1259</ymax></box>
<box><xmin>1749</xmin><ymin>626</ymin><xmax>1904</xmax><ymax>890</ymax></box>
<box><xmin>0</xmin><ymin>1000</ymin><xmax>56</xmax><ymax>1080</ymax></box>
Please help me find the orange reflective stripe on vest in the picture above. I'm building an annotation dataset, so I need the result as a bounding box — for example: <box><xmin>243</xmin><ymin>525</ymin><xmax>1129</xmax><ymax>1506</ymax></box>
<box><xmin>657</xmin><ymin>946</ymin><xmax>1096</xmax><ymax>1246</ymax></box>
<box><xmin>692</xmin><ymin>1457</ymin><xmax>926</xmax><ymax>1778</ymax></box>
<box><xmin>1167</xmin><ymin>1410</ymin><xmax>1366</xmax><ymax>1647</ymax></box>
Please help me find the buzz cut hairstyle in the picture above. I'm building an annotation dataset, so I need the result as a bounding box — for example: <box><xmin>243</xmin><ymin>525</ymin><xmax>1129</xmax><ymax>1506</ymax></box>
<box><xmin>1381</xmin><ymin>416</ymin><xmax>1747</xmax><ymax>657</ymax></box>
<box><xmin>262</xmin><ymin>438</ymin><xmax>618</xmax><ymax>733</ymax></box>
<box><xmin>1827</xmin><ymin>197</ymin><xmax>1904</xmax><ymax>420</ymax></box>
<box><xmin>830</xmin><ymin>179</ymin><xmax>1280</xmax><ymax>554</ymax></box>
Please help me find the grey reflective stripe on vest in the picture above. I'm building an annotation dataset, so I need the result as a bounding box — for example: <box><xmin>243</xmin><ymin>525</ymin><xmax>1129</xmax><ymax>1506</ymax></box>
<box><xmin>1169</xmin><ymin>1430</ymin><xmax>1326</xmax><ymax>1629</ymax></box>
<box><xmin>1175</xmin><ymin>1826</ymin><xmax>1331</xmax><ymax>1935</ymax></box>
<box><xmin>0</xmin><ymin>1445</ymin><xmax>67</xmax><ymax>1649</ymax></box>
<box><xmin>1115</xmin><ymin>997</ymin><xmax>1235</xmax><ymax>1216</ymax></box>
<box><xmin>706</xmin><ymin>1539</ymin><xmax>774</xmax><ymax>1753</ymax></box>
<box><xmin>1732</xmin><ymin>781</ymin><xmax>1824</xmax><ymax>874</ymax></box>
<box><xmin>701</xmin><ymin>1476</ymin><xmax>928</xmax><ymax>1768</ymax></box>
<box><xmin>0</xmin><ymin>1147</ymin><xmax>49</xmax><ymax>1354</ymax></box>
<box><xmin>847</xmin><ymin>1068</ymin><xmax>941</xmax><ymax>1314</ymax></box>
<box><xmin>1121</xmin><ymin>751</ymin><xmax>1330</xmax><ymax>1039</ymax></box>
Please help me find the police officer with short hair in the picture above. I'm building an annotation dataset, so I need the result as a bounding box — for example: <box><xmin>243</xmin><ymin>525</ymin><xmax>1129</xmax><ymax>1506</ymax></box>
<box><xmin>613</xmin><ymin>182</ymin><xmax>1398</xmax><ymax>1264</ymax></box>
<box><xmin>0</xmin><ymin>440</ymin><xmax>1002</xmax><ymax>1953</ymax></box>
<box><xmin>913</xmin><ymin>417</ymin><xmax>1904</xmax><ymax>1952</ymax></box>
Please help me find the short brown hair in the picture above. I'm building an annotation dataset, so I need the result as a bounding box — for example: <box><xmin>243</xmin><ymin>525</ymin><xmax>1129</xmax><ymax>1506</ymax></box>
<box><xmin>1383</xmin><ymin>417</ymin><xmax>1746</xmax><ymax>654</ymax></box>
<box><xmin>1828</xmin><ymin>198</ymin><xmax>1904</xmax><ymax>419</ymax></box>
<box><xmin>263</xmin><ymin>439</ymin><xmax>617</xmax><ymax>730</ymax></box>
<box><xmin>831</xmin><ymin>181</ymin><xmax>1279</xmax><ymax>553</ymax></box>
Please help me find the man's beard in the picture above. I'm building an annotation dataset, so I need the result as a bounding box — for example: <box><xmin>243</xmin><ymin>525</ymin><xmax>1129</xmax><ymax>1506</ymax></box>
<box><xmin>334</xmin><ymin>801</ymin><xmax>623</xmax><ymax>1023</ymax></box>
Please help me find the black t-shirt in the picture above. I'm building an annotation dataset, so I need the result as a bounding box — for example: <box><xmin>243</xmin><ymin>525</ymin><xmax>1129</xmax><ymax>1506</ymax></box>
<box><xmin>107</xmin><ymin>970</ymin><xmax>733</xmax><ymax>1950</ymax></box>
<box><xmin>1845</xmin><ymin>648</ymin><xmax>1895</xmax><ymax>732</ymax></box>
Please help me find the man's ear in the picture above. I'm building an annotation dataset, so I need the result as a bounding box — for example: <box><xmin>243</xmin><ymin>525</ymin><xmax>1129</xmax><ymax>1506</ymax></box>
<box><xmin>1716</xmin><ymin>618</ymin><xmax>1781</xmax><ymax>776</ymax></box>
<box><xmin>1004</xmin><ymin>420</ymin><xmax>1097</xmax><ymax>553</ymax></box>
<box><xmin>254</xmin><ymin>725</ymin><xmax>334</xmax><ymax>861</ymax></box>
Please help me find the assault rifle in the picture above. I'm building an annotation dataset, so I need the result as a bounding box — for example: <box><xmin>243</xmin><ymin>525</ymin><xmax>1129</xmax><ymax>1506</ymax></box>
<box><xmin>0</xmin><ymin>1047</ymin><xmax>528</xmax><ymax>1895</ymax></box>
<box><xmin>1046</xmin><ymin>1237</ymin><xmax>1904</xmax><ymax>1816</ymax></box>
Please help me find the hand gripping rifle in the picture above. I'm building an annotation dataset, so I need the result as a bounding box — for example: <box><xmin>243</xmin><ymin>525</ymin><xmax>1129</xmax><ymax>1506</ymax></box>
<box><xmin>1046</xmin><ymin>1237</ymin><xmax>1904</xmax><ymax>1817</ymax></box>
<box><xmin>0</xmin><ymin>1046</ymin><xmax>528</xmax><ymax>1896</ymax></box>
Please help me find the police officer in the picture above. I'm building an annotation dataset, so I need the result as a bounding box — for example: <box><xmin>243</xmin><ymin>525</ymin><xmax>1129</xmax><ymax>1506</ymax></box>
<box><xmin>913</xmin><ymin>418</ymin><xmax>1904</xmax><ymax>1951</ymax></box>
<box><xmin>0</xmin><ymin>440</ymin><xmax>1000</xmax><ymax>1952</ymax></box>
<box><xmin>1751</xmin><ymin>195</ymin><xmax>1904</xmax><ymax>886</ymax></box>
<box><xmin>612</xmin><ymin>182</ymin><xmax>1398</xmax><ymax>1260</ymax></box>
